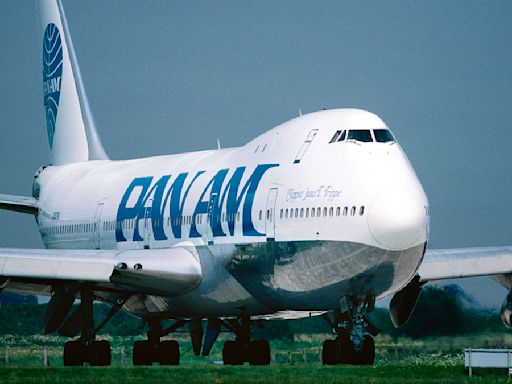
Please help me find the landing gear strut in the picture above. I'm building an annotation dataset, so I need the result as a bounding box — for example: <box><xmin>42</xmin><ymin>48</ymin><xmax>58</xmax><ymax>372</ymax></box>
<box><xmin>322</xmin><ymin>295</ymin><xmax>378</xmax><ymax>365</ymax></box>
<box><xmin>221</xmin><ymin>317</ymin><xmax>271</xmax><ymax>365</ymax></box>
<box><xmin>132</xmin><ymin>319</ymin><xmax>185</xmax><ymax>365</ymax></box>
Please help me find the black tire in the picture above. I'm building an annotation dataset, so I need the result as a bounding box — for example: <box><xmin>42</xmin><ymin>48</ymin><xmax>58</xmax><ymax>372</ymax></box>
<box><xmin>133</xmin><ymin>340</ymin><xmax>153</xmax><ymax>366</ymax></box>
<box><xmin>63</xmin><ymin>340</ymin><xmax>85</xmax><ymax>366</ymax></box>
<box><xmin>157</xmin><ymin>340</ymin><xmax>180</xmax><ymax>365</ymax></box>
<box><xmin>337</xmin><ymin>333</ymin><xmax>355</xmax><ymax>364</ymax></box>
<box><xmin>360</xmin><ymin>336</ymin><xmax>375</xmax><ymax>365</ymax></box>
<box><xmin>222</xmin><ymin>341</ymin><xmax>244</xmax><ymax>365</ymax></box>
<box><xmin>248</xmin><ymin>340</ymin><xmax>271</xmax><ymax>366</ymax></box>
<box><xmin>90</xmin><ymin>340</ymin><xmax>111</xmax><ymax>366</ymax></box>
<box><xmin>322</xmin><ymin>340</ymin><xmax>339</xmax><ymax>365</ymax></box>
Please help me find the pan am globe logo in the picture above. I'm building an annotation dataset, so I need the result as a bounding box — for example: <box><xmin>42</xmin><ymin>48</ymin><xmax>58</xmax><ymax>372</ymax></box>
<box><xmin>43</xmin><ymin>23</ymin><xmax>63</xmax><ymax>149</ymax></box>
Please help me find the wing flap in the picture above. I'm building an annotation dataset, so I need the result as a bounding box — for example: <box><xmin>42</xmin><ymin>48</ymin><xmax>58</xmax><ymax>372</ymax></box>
<box><xmin>418</xmin><ymin>246</ymin><xmax>512</xmax><ymax>282</ymax></box>
<box><xmin>0</xmin><ymin>194</ymin><xmax>38</xmax><ymax>215</ymax></box>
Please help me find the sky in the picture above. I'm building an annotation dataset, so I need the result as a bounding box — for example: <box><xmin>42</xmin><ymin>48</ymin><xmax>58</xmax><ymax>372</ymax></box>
<box><xmin>0</xmin><ymin>1</ymin><xmax>511</xmax><ymax>307</ymax></box>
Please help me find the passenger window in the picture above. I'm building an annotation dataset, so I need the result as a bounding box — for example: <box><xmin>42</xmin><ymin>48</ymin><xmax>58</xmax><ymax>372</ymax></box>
<box><xmin>343</xmin><ymin>207</ymin><xmax>348</xmax><ymax>216</ymax></box>
<box><xmin>306</xmin><ymin>208</ymin><xmax>309</xmax><ymax>218</ymax></box>
<box><xmin>347</xmin><ymin>130</ymin><xmax>373</xmax><ymax>143</ymax></box>
<box><xmin>280</xmin><ymin>209</ymin><xmax>283</xmax><ymax>219</ymax></box>
<box><xmin>323</xmin><ymin>207</ymin><xmax>327</xmax><ymax>217</ymax></box>
<box><xmin>329</xmin><ymin>207</ymin><xmax>333</xmax><ymax>217</ymax></box>
<box><xmin>300</xmin><ymin>208</ymin><xmax>304</xmax><ymax>218</ymax></box>
<box><xmin>351</xmin><ymin>206</ymin><xmax>356</xmax><ymax>216</ymax></box>
<box><xmin>374</xmin><ymin>129</ymin><xmax>395</xmax><ymax>143</ymax></box>
<box><xmin>359</xmin><ymin>206</ymin><xmax>365</xmax><ymax>216</ymax></box>
<box><xmin>317</xmin><ymin>207</ymin><xmax>321</xmax><ymax>217</ymax></box>
<box><xmin>295</xmin><ymin>208</ymin><xmax>299</xmax><ymax>218</ymax></box>
<box><xmin>285</xmin><ymin>209</ymin><xmax>289</xmax><ymax>219</ymax></box>
<box><xmin>336</xmin><ymin>207</ymin><xmax>341</xmax><ymax>216</ymax></box>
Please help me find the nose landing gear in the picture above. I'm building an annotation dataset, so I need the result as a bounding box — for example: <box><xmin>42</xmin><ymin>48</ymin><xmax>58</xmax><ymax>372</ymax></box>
<box><xmin>322</xmin><ymin>295</ymin><xmax>378</xmax><ymax>365</ymax></box>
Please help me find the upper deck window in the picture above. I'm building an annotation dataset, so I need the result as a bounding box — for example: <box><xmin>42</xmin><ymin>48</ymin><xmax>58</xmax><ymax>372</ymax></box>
<box><xmin>346</xmin><ymin>130</ymin><xmax>373</xmax><ymax>143</ymax></box>
<box><xmin>374</xmin><ymin>129</ymin><xmax>395</xmax><ymax>143</ymax></box>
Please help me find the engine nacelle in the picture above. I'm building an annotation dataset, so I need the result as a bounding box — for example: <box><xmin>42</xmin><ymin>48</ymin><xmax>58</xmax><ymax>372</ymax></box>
<box><xmin>500</xmin><ymin>291</ymin><xmax>512</xmax><ymax>329</ymax></box>
<box><xmin>389</xmin><ymin>275</ymin><xmax>422</xmax><ymax>328</ymax></box>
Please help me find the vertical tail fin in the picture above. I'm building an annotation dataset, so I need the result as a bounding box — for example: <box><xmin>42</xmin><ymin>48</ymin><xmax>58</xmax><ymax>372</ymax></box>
<box><xmin>39</xmin><ymin>0</ymin><xmax>108</xmax><ymax>165</ymax></box>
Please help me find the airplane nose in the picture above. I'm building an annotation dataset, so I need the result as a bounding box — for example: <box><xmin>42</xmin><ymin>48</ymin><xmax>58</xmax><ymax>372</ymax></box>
<box><xmin>367</xmin><ymin>187</ymin><xmax>428</xmax><ymax>251</ymax></box>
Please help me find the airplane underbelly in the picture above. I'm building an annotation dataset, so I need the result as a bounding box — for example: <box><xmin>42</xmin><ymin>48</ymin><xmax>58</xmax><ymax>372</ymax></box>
<box><xmin>225</xmin><ymin>240</ymin><xmax>425</xmax><ymax>311</ymax></box>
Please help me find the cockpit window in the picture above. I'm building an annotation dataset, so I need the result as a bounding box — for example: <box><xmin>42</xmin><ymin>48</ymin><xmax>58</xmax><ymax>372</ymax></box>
<box><xmin>329</xmin><ymin>130</ymin><xmax>342</xmax><ymax>143</ymax></box>
<box><xmin>346</xmin><ymin>130</ymin><xmax>373</xmax><ymax>142</ymax></box>
<box><xmin>374</xmin><ymin>129</ymin><xmax>395</xmax><ymax>143</ymax></box>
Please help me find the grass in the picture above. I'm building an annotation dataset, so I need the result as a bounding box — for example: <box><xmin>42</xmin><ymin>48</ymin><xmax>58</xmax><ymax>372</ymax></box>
<box><xmin>0</xmin><ymin>364</ymin><xmax>509</xmax><ymax>384</ymax></box>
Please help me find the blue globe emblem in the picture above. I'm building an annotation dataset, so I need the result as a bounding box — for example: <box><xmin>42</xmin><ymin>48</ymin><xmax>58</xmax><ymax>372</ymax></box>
<box><xmin>43</xmin><ymin>23</ymin><xmax>63</xmax><ymax>149</ymax></box>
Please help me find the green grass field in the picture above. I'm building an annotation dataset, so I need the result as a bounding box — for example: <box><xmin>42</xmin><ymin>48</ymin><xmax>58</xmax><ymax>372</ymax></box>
<box><xmin>2</xmin><ymin>334</ymin><xmax>512</xmax><ymax>383</ymax></box>
<box><xmin>0</xmin><ymin>364</ymin><xmax>509</xmax><ymax>384</ymax></box>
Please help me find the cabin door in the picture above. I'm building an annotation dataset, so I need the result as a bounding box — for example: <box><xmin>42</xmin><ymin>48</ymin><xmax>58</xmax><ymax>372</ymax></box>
<box><xmin>93</xmin><ymin>202</ymin><xmax>104</xmax><ymax>249</ymax></box>
<box><xmin>293</xmin><ymin>129</ymin><xmax>318</xmax><ymax>164</ymax></box>
<box><xmin>143</xmin><ymin>199</ymin><xmax>153</xmax><ymax>249</ymax></box>
<box><xmin>265</xmin><ymin>188</ymin><xmax>278</xmax><ymax>240</ymax></box>
<box><xmin>205</xmin><ymin>192</ymin><xmax>218</xmax><ymax>245</ymax></box>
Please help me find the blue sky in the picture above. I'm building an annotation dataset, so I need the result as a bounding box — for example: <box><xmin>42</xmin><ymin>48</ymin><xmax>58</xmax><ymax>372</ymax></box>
<box><xmin>0</xmin><ymin>0</ymin><xmax>511</xmax><ymax>306</ymax></box>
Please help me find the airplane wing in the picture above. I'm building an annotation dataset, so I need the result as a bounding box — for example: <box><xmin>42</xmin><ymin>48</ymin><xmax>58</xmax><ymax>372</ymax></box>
<box><xmin>390</xmin><ymin>246</ymin><xmax>512</xmax><ymax>328</ymax></box>
<box><xmin>0</xmin><ymin>194</ymin><xmax>38</xmax><ymax>215</ymax></box>
<box><xmin>418</xmin><ymin>246</ymin><xmax>512</xmax><ymax>282</ymax></box>
<box><xmin>0</xmin><ymin>246</ymin><xmax>202</xmax><ymax>296</ymax></box>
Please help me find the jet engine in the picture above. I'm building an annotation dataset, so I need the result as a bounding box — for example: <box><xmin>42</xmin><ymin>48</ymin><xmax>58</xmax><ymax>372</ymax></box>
<box><xmin>500</xmin><ymin>290</ymin><xmax>512</xmax><ymax>329</ymax></box>
<box><xmin>389</xmin><ymin>275</ymin><xmax>422</xmax><ymax>327</ymax></box>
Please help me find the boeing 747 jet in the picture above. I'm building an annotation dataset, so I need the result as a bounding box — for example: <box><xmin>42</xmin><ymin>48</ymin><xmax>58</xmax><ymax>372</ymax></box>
<box><xmin>1</xmin><ymin>0</ymin><xmax>511</xmax><ymax>366</ymax></box>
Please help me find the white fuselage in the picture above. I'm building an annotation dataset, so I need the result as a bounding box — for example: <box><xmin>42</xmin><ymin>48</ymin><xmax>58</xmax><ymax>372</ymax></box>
<box><xmin>34</xmin><ymin>109</ymin><xmax>429</xmax><ymax>317</ymax></box>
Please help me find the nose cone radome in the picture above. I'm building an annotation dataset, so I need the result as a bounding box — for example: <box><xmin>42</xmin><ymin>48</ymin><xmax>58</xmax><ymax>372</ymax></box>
<box><xmin>367</xmin><ymin>188</ymin><xmax>428</xmax><ymax>251</ymax></box>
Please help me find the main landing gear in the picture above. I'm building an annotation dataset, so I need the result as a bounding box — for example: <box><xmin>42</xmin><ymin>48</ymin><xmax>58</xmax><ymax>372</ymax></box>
<box><xmin>321</xmin><ymin>295</ymin><xmax>378</xmax><ymax>365</ymax></box>
<box><xmin>132</xmin><ymin>319</ymin><xmax>186</xmax><ymax>365</ymax></box>
<box><xmin>221</xmin><ymin>317</ymin><xmax>271</xmax><ymax>365</ymax></box>
<box><xmin>58</xmin><ymin>288</ymin><xmax>271</xmax><ymax>367</ymax></box>
<box><xmin>63</xmin><ymin>289</ymin><xmax>128</xmax><ymax>366</ymax></box>
<box><xmin>130</xmin><ymin>316</ymin><xmax>271</xmax><ymax>366</ymax></box>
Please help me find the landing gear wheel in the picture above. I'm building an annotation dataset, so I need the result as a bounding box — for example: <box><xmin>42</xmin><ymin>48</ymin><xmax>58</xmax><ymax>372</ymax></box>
<box><xmin>133</xmin><ymin>340</ymin><xmax>153</xmax><ymax>366</ymax></box>
<box><xmin>337</xmin><ymin>332</ymin><xmax>354</xmax><ymax>364</ymax></box>
<box><xmin>248</xmin><ymin>340</ymin><xmax>270</xmax><ymax>365</ymax></box>
<box><xmin>157</xmin><ymin>340</ymin><xmax>180</xmax><ymax>365</ymax></box>
<box><xmin>359</xmin><ymin>336</ymin><xmax>375</xmax><ymax>365</ymax></box>
<box><xmin>90</xmin><ymin>340</ymin><xmax>111</xmax><ymax>366</ymax></box>
<box><xmin>322</xmin><ymin>340</ymin><xmax>339</xmax><ymax>365</ymax></box>
<box><xmin>222</xmin><ymin>340</ymin><xmax>244</xmax><ymax>365</ymax></box>
<box><xmin>63</xmin><ymin>340</ymin><xmax>85</xmax><ymax>366</ymax></box>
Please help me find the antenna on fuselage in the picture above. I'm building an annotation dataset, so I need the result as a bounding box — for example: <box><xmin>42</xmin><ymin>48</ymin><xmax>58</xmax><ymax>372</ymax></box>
<box><xmin>217</xmin><ymin>138</ymin><xmax>221</xmax><ymax>150</ymax></box>
<box><xmin>298</xmin><ymin>108</ymin><xmax>302</xmax><ymax>117</ymax></box>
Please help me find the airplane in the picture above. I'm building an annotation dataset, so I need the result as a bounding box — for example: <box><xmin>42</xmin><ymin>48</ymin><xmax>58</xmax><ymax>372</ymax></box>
<box><xmin>1</xmin><ymin>0</ymin><xmax>511</xmax><ymax>367</ymax></box>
